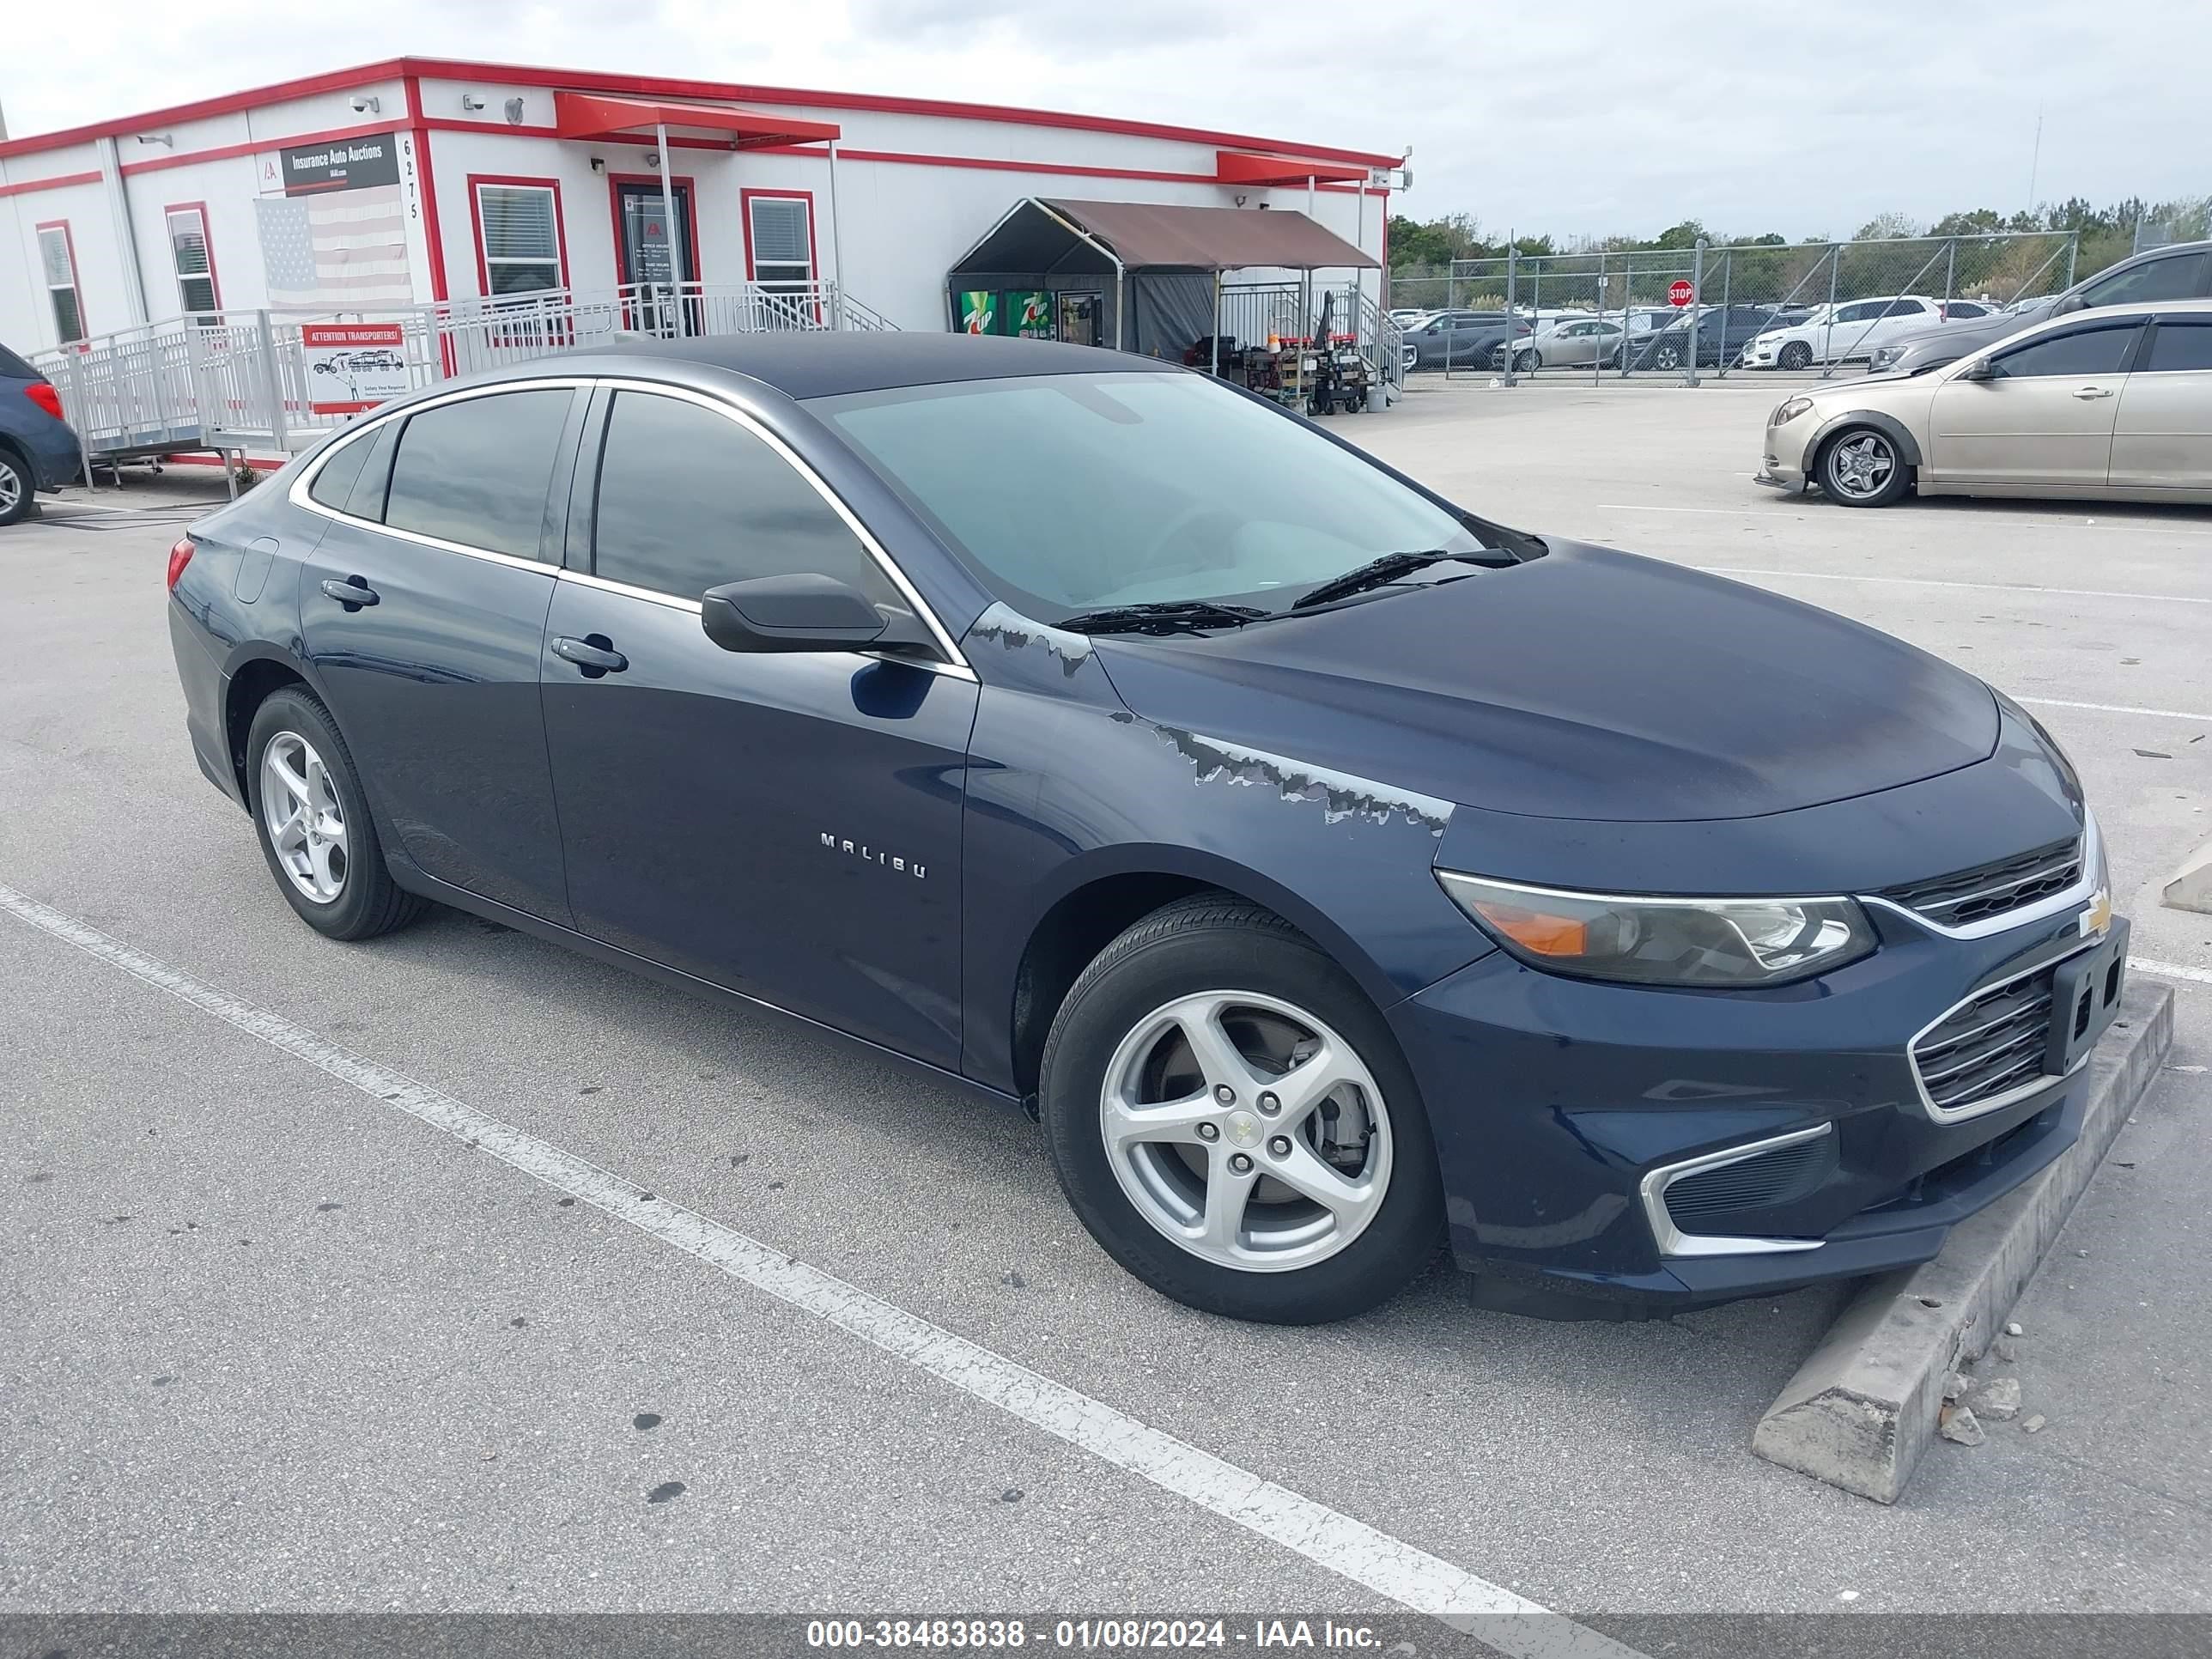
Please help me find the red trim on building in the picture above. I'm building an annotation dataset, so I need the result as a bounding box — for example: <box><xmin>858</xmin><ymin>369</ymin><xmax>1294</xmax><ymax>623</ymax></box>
<box><xmin>33</xmin><ymin>218</ymin><xmax>88</xmax><ymax>340</ymax></box>
<box><xmin>160</xmin><ymin>199</ymin><xmax>223</xmax><ymax>311</ymax></box>
<box><xmin>118</xmin><ymin>119</ymin><xmax>398</xmax><ymax>179</ymax></box>
<box><xmin>0</xmin><ymin>56</ymin><xmax>1400</xmax><ymax>172</ymax></box>
<box><xmin>606</xmin><ymin>172</ymin><xmax>703</xmax><ymax>284</ymax></box>
<box><xmin>0</xmin><ymin>169</ymin><xmax>101</xmax><ymax>199</ymax></box>
<box><xmin>466</xmin><ymin>173</ymin><xmax>572</xmax><ymax>300</ymax></box>
<box><xmin>738</xmin><ymin>187</ymin><xmax>819</xmax><ymax>285</ymax></box>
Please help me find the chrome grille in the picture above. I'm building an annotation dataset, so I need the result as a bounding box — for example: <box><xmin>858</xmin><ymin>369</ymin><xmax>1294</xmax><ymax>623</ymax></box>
<box><xmin>1910</xmin><ymin>969</ymin><xmax>2057</xmax><ymax>1116</ymax></box>
<box><xmin>1881</xmin><ymin>836</ymin><xmax>2081</xmax><ymax>929</ymax></box>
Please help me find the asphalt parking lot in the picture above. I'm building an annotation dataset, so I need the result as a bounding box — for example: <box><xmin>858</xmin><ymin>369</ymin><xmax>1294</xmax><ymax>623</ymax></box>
<box><xmin>4</xmin><ymin>385</ymin><xmax>2209</xmax><ymax>1633</ymax></box>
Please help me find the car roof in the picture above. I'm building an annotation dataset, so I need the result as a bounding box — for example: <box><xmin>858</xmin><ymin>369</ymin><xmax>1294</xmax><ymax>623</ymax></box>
<box><xmin>559</xmin><ymin>331</ymin><xmax>1158</xmax><ymax>399</ymax></box>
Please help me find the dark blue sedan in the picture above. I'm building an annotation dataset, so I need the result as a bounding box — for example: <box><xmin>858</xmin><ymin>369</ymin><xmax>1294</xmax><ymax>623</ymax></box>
<box><xmin>1</xmin><ymin>341</ymin><xmax>85</xmax><ymax>525</ymax></box>
<box><xmin>165</xmin><ymin>334</ymin><xmax>2127</xmax><ymax>1323</ymax></box>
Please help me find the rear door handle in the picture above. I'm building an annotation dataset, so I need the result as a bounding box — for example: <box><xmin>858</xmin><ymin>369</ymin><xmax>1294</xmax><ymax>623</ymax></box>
<box><xmin>2072</xmin><ymin>386</ymin><xmax>2115</xmax><ymax>399</ymax></box>
<box><xmin>552</xmin><ymin>634</ymin><xmax>628</xmax><ymax>676</ymax></box>
<box><xmin>319</xmin><ymin>576</ymin><xmax>379</xmax><ymax>609</ymax></box>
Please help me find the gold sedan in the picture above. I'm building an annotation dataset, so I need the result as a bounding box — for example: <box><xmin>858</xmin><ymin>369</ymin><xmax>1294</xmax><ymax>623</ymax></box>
<box><xmin>1757</xmin><ymin>297</ymin><xmax>2212</xmax><ymax>507</ymax></box>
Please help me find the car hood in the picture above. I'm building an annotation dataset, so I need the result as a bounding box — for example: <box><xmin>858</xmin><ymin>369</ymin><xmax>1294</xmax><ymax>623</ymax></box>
<box><xmin>1090</xmin><ymin>539</ymin><xmax>1998</xmax><ymax>823</ymax></box>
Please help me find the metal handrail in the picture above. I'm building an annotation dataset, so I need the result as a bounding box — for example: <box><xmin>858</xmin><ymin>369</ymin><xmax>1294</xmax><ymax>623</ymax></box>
<box><xmin>33</xmin><ymin>278</ymin><xmax>902</xmax><ymax>464</ymax></box>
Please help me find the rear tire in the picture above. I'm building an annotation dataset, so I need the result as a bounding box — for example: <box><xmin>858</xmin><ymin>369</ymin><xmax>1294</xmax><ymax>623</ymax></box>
<box><xmin>1039</xmin><ymin>895</ymin><xmax>1444</xmax><ymax>1324</ymax></box>
<box><xmin>0</xmin><ymin>448</ymin><xmax>31</xmax><ymax>526</ymax></box>
<box><xmin>245</xmin><ymin>687</ymin><xmax>426</xmax><ymax>940</ymax></box>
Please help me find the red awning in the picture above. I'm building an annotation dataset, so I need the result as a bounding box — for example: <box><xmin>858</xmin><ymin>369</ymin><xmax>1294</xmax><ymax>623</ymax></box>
<box><xmin>553</xmin><ymin>91</ymin><xmax>840</xmax><ymax>149</ymax></box>
<box><xmin>1215</xmin><ymin>150</ymin><xmax>1370</xmax><ymax>188</ymax></box>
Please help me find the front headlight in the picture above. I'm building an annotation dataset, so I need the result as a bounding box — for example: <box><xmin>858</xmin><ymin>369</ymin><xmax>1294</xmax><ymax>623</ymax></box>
<box><xmin>1772</xmin><ymin>396</ymin><xmax>1815</xmax><ymax>424</ymax></box>
<box><xmin>1435</xmin><ymin>872</ymin><xmax>1877</xmax><ymax>987</ymax></box>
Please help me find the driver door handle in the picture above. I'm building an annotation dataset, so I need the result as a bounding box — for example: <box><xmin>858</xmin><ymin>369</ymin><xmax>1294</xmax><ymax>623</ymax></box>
<box><xmin>2071</xmin><ymin>386</ymin><xmax>2115</xmax><ymax>399</ymax></box>
<box><xmin>319</xmin><ymin>576</ymin><xmax>379</xmax><ymax>608</ymax></box>
<box><xmin>552</xmin><ymin>635</ymin><xmax>629</xmax><ymax>675</ymax></box>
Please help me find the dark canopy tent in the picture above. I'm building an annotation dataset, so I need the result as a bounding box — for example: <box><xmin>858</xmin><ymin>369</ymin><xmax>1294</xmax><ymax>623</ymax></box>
<box><xmin>945</xmin><ymin>197</ymin><xmax>1378</xmax><ymax>360</ymax></box>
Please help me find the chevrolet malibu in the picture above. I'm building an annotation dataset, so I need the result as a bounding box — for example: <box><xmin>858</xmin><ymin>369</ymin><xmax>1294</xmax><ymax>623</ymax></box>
<box><xmin>167</xmin><ymin>334</ymin><xmax>2128</xmax><ymax>1324</ymax></box>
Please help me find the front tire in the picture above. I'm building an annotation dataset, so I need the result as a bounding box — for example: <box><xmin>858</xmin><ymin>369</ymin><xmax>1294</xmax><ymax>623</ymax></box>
<box><xmin>246</xmin><ymin>687</ymin><xmax>425</xmax><ymax>939</ymax></box>
<box><xmin>1778</xmin><ymin>341</ymin><xmax>1813</xmax><ymax>371</ymax></box>
<box><xmin>1039</xmin><ymin>896</ymin><xmax>1444</xmax><ymax>1324</ymax></box>
<box><xmin>1512</xmin><ymin>349</ymin><xmax>1540</xmax><ymax>373</ymax></box>
<box><xmin>1817</xmin><ymin>426</ymin><xmax>1911</xmax><ymax>507</ymax></box>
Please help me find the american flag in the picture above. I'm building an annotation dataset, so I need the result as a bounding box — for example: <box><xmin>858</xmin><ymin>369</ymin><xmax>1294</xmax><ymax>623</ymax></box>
<box><xmin>257</xmin><ymin>185</ymin><xmax>413</xmax><ymax>307</ymax></box>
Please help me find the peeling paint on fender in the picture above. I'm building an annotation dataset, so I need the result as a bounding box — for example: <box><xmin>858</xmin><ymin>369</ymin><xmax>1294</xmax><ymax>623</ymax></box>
<box><xmin>967</xmin><ymin>602</ymin><xmax>1095</xmax><ymax>678</ymax></box>
<box><xmin>1155</xmin><ymin>726</ymin><xmax>1455</xmax><ymax>836</ymax></box>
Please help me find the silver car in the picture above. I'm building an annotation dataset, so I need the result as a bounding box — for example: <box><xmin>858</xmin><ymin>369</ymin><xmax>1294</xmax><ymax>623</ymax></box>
<box><xmin>1757</xmin><ymin>297</ymin><xmax>2212</xmax><ymax>507</ymax></box>
<box><xmin>1511</xmin><ymin>316</ymin><xmax>1628</xmax><ymax>370</ymax></box>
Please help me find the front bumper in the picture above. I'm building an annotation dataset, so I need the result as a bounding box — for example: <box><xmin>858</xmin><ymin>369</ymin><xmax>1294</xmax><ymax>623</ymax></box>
<box><xmin>1389</xmin><ymin>882</ymin><xmax>2124</xmax><ymax>1318</ymax></box>
<box><xmin>1758</xmin><ymin>413</ymin><xmax>1817</xmax><ymax>490</ymax></box>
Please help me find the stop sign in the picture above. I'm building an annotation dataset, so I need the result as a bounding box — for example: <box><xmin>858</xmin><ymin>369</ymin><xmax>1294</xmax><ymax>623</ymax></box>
<box><xmin>1668</xmin><ymin>279</ymin><xmax>1694</xmax><ymax>307</ymax></box>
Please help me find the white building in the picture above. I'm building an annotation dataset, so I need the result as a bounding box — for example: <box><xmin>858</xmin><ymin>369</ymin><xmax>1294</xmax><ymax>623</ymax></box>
<box><xmin>0</xmin><ymin>56</ymin><xmax>1400</xmax><ymax>362</ymax></box>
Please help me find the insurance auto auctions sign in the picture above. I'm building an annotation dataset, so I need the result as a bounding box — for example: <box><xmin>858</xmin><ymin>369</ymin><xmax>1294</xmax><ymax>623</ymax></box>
<box><xmin>276</xmin><ymin>132</ymin><xmax>402</xmax><ymax>195</ymax></box>
<box><xmin>301</xmin><ymin>323</ymin><xmax>410</xmax><ymax>414</ymax></box>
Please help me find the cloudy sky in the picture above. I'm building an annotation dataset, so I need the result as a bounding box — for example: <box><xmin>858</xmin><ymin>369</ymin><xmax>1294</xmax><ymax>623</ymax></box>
<box><xmin>4</xmin><ymin>0</ymin><xmax>2203</xmax><ymax>242</ymax></box>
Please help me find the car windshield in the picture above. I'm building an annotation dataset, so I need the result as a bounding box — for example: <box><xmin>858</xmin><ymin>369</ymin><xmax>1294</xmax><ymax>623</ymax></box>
<box><xmin>812</xmin><ymin>371</ymin><xmax>1486</xmax><ymax>620</ymax></box>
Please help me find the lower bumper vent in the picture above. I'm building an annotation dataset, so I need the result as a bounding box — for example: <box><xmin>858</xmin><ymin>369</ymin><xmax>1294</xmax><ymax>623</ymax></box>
<box><xmin>1663</xmin><ymin>1130</ymin><xmax>1839</xmax><ymax>1233</ymax></box>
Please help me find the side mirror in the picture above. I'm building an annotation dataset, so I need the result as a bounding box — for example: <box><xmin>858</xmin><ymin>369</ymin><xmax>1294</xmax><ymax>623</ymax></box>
<box><xmin>1955</xmin><ymin>359</ymin><xmax>1999</xmax><ymax>382</ymax></box>
<box><xmin>701</xmin><ymin>572</ymin><xmax>889</xmax><ymax>653</ymax></box>
<box><xmin>2053</xmin><ymin>293</ymin><xmax>2087</xmax><ymax>316</ymax></box>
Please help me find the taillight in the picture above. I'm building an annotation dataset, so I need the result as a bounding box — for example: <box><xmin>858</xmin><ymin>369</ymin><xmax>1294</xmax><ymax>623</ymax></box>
<box><xmin>166</xmin><ymin>538</ymin><xmax>195</xmax><ymax>592</ymax></box>
<box><xmin>24</xmin><ymin>382</ymin><xmax>65</xmax><ymax>422</ymax></box>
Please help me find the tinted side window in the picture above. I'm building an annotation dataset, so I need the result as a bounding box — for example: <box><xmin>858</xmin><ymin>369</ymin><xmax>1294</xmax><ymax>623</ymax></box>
<box><xmin>343</xmin><ymin>420</ymin><xmax>400</xmax><ymax>523</ymax></box>
<box><xmin>384</xmin><ymin>389</ymin><xmax>574</xmax><ymax>559</ymax></box>
<box><xmin>1885</xmin><ymin>300</ymin><xmax>1929</xmax><ymax>317</ymax></box>
<box><xmin>1833</xmin><ymin>302</ymin><xmax>1882</xmax><ymax>323</ymax></box>
<box><xmin>2144</xmin><ymin>322</ymin><xmax>2212</xmax><ymax>373</ymax></box>
<box><xmin>592</xmin><ymin>392</ymin><xmax>897</xmax><ymax>605</ymax></box>
<box><xmin>307</xmin><ymin>427</ymin><xmax>377</xmax><ymax>511</ymax></box>
<box><xmin>1992</xmin><ymin>323</ymin><xmax>2142</xmax><ymax>379</ymax></box>
<box><xmin>0</xmin><ymin>344</ymin><xmax>40</xmax><ymax>380</ymax></box>
<box><xmin>2079</xmin><ymin>252</ymin><xmax>2209</xmax><ymax>308</ymax></box>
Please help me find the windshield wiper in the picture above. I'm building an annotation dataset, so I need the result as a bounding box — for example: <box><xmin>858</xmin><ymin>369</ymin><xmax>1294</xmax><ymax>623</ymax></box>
<box><xmin>1054</xmin><ymin>599</ymin><xmax>1270</xmax><ymax>636</ymax></box>
<box><xmin>1291</xmin><ymin>549</ymin><xmax>1475</xmax><ymax>611</ymax></box>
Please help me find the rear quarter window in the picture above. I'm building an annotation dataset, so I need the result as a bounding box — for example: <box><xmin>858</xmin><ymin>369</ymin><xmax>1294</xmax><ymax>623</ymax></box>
<box><xmin>0</xmin><ymin>343</ymin><xmax>42</xmax><ymax>380</ymax></box>
<box><xmin>382</xmin><ymin>388</ymin><xmax>574</xmax><ymax>560</ymax></box>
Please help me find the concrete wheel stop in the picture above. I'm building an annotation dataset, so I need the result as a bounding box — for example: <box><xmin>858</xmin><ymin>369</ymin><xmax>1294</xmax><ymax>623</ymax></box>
<box><xmin>1751</xmin><ymin>978</ymin><xmax>2175</xmax><ymax>1503</ymax></box>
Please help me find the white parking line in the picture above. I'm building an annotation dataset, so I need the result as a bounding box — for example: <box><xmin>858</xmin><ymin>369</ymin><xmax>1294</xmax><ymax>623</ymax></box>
<box><xmin>1598</xmin><ymin>503</ymin><xmax>2212</xmax><ymax>539</ymax></box>
<box><xmin>1696</xmin><ymin>566</ymin><xmax>2212</xmax><ymax>609</ymax></box>
<box><xmin>0</xmin><ymin>881</ymin><xmax>1640</xmax><ymax>1659</ymax></box>
<box><xmin>2013</xmin><ymin>696</ymin><xmax>2212</xmax><ymax>724</ymax></box>
<box><xmin>2134</xmin><ymin>957</ymin><xmax>2212</xmax><ymax>989</ymax></box>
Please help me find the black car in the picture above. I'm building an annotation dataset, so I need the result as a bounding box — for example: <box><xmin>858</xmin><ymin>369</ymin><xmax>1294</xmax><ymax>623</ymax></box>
<box><xmin>1626</xmin><ymin>305</ymin><xmax>1792</xmax><ymax>371</ymax></box>
<box><xmin>1870</xmin><ymin>240</ymin><xmax>2212</xmax><ymax>374</ymax></box>
<box><xmin>1400</xmin><ymin>310</ymin><xmax>1531</xmax><ymax>370</ymax></box>
<box><xmin>165</xmin><ymin>333</ymin><xmax>2127</xmax><ymax>1326</ymax></box>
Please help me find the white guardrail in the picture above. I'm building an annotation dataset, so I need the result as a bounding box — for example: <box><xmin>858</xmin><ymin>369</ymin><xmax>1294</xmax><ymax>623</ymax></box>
<box><xmin>33</xmin><ymin>280</ymin><xmax>900</xmax><ymax>465</ymax></box>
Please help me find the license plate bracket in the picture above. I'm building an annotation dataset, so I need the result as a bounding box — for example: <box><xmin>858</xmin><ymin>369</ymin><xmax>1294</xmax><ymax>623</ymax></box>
<box><xmin>2046</xmin><ymin>915</ymin><xmax>2130</xmax><ymax>1076</ymax></box>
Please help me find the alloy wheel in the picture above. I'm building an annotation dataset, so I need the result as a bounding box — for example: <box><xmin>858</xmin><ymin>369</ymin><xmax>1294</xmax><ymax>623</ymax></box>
<box><xmin>260</xmin><ymin>731</ymin><xmax>349</xmax><ymax>903</ymax></box>
<box><xmin>1826</xmin><ymin>431</ymin><xmax>1897</xmax><ymax>501</ymax></box>
<box><xmin>1098</xmin><ymin>990</ymin><xmax>1394</xmax><ymax>1273</ymax></box>
<box><xmin>0</xmin><ymin>459</ymin><xmax>22</xmax><ymax>519</ymax></box>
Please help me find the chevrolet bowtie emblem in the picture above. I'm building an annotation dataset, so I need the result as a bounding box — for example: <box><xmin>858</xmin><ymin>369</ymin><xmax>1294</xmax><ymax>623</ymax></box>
<box><xmin>2083</xmin><ymin>890</ymin><xmax>2113</xmax><ymax>937</ymax></box>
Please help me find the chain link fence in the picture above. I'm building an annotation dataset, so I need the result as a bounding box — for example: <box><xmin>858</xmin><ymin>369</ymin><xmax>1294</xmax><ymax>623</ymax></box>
<box><xmin>1388</xmin><ymin>231</ymin><xmax>2081</xmax><ymax>384</ymax></box>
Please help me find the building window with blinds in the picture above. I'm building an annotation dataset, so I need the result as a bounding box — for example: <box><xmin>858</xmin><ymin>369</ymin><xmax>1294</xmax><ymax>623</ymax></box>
<box><xmin>745</xmin><ymin>193</ymin><xmax>815</xmax><ymax>291</ymax></box>
<box><xmin>473</xmin><ymin>181</ymin><xmax>566</xmax><ymax>297</ymax></box>
<box><xmin>166</xmin><ymin>205</ymin><xmax>221</xmax><ymax>319</ymax></box>
<box><xmin>36</xmin><ymin>222</ymin><xmax>86</xmax><ymax>344</ymax></box>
